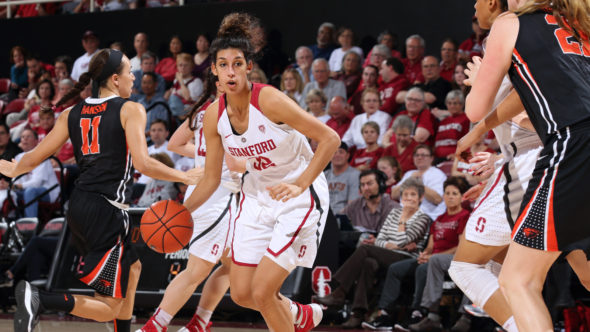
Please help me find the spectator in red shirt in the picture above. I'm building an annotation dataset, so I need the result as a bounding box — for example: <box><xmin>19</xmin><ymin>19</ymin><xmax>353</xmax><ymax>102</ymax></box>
<box><xmin>363</xmin><ymin>30</ymin><xmax>402</xmax><ymax>67</ymax></box>
<box><xmin>34</xmin><ymin>107</ymin><xmax>55</xmax><ymax>142</ymax></box>
<box><xmin>439</xmin><ymin>38</ymin><xmax>458</xmax><ymax>83</ymax></box>
<box><xmin>382</xmin><ymin>115</ymin><xmax>418</xmax><ymax>173</ymax></box>
<box><xmin>350</xmin><ymin>121</ymin><xmax>384</xmax><ymax>171</ymax></box>
<box><xmin>156</xmin><ymin>35</ymin><xmax>183</xmax><ymax>83</ymax></box>
<box><xmin>388</xmin><ymin>87</ymin><xmax>437</xmax><ymax>147</ymax></box>
<box><xmin>379</xmin><ymin>57</ymin><xmax>409</xmax><ymax>115</ymax></box>
<box><xmin>326</xmin><ymin>96</ymin><xmax>353</xmax><ymax>138</ymax></box>
<box><xmin>366</xmin><ymin>44</ymin><xmax>391</xmax><ymax>68</ymax></box>
<box><xmin>15</xmin><ymin>2</ymin><xmax>57</xmax><ymax>17</ymax></box>
<box><xmin>458</xmin><ymin>17</ymin><xmax>486</xmax><ymax>62</ymax></box>
<box><xmin>401</xmin><ymin>35</ymin><xmax>425</xmax><ymax>84</ymax></box>
<box><xmin>349</xmin><ymin>65</ymin><xmax>379</xmax><ymax>115</ymax></box>
<box><xmin>433</xmin><ymin>90</ymin><xmax>469</xmax><ymax>163</ymax></box>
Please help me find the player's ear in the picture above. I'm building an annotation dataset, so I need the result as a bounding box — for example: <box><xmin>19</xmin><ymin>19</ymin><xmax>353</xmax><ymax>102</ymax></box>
<box><xmin>211</xmin><ymin>62</ymin><xmax>218</xmax><ymax>76</ymax></box>
<box><xmin>246</xmin><ymin>60</ymin><xmax>254</xmax><ymax>74</ymax></box>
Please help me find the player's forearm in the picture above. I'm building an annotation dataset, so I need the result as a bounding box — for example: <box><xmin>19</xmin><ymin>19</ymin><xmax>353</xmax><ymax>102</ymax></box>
<box><xmin>294</xmin><ymin>131</ymin><xmax>340</xmax><ymax>190</ymax></box>
<box><xmin>136</xmin><ymin>157</ymin><xmax>187</xmax><ymax>184</ymax></box>
<box><xmin>480</xmin><ymin>89</ymin><xmax>524</xmax><ymax>131</ymax></box>
<box><xmin>183</xmin><ymin>176</ymin><xmax>220</xmax><ymax>212</ymax></box>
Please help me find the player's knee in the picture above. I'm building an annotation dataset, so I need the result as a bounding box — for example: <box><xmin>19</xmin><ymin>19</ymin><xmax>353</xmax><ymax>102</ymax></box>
<box><xmin>130</xmin><ymin>260</ymin><xmax>142</xmax><ymax>274</ymax></box>
<box><xmin>230</xmin><ymin>287</ymin><xmax>252</xmax><ymax>307</ymax></box>
<box><xmin>449</xmin><ymin>260</ymin><xmax>498</xmax><ymax>308</ymax></box>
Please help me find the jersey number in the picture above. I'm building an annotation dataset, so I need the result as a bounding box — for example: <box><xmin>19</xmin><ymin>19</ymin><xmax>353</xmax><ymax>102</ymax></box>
<box><xmin>80</xmin><ymin>116</ymin><xmax>101</xmax><ymax>155</ymax></box>
<box><xmin>545</xmin><ymin>14</ymin><xmax>590</xmax><ymax>57</ymax></box>
<box><xmin>252</xmin><ymin>156</ymin><xmax>276</xmax><ymax>171</ymax></box>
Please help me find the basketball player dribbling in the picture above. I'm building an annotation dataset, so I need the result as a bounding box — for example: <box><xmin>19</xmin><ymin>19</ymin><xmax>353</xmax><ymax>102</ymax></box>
<box><xmin>454</xmin><ymin>0</ymin><xmax>590</xmax><ymax>330</ymax></box>
<box><xmin>181</xmin><ymin>13</ymin><xmax>340</xmax><ymax>332</ymax></box>
<box><xmin>0</xmin><ymin>49</ymin><xmax>200</xmax><ymax>332</ymax></box>
<box><xmin>137</xmin><ymin>71</ymin><xmax>241</xmax><ymax>332</ymax></box>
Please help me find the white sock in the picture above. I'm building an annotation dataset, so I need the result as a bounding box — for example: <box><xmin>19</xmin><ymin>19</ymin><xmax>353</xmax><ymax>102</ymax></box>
<box><xmin>195</xmin><ymin>306</ymin><xmax>213</xmax><ymax>326</ymax></box>
<box><xmin>288</xmin><ymin>299</ymin><xmax>298</xmax><ymax>322</ymax></box>
<box><xmin>153</xmin><ymin>308</ymin><xmax>173</xmax><ymax>327</ymax></box>
<box><xmin>502</xmin><ymin>316</ymin><xmax>519</xmax><ymax>332</ymax></box>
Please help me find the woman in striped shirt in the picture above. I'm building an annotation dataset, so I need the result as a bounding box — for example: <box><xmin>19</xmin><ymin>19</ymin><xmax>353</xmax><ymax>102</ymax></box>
<box><xmin>314</xmin><ymin>177</ymin><xmax>431</xmax><ymax>328</ymax></box>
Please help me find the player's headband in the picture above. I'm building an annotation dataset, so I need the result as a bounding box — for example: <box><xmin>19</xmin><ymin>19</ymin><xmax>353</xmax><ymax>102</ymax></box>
<box><xmin>92</xmin><ymin>49</ymin><xmax>123</xmax><ymax>98</ymax></box>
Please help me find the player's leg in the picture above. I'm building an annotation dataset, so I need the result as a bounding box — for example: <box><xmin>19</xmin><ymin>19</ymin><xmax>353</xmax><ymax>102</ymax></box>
<box><xmin>228</xmin><ymin>262</ymin><xmax>258</xmax><ymax>310</ymax></box>
<box><xmin>251</xmin><ymin>256</ymin><xmax>293</xmax><ymax>332</ymax></box>
<box><xmin>498</xmin><ymin>242</ymin><xmax>560</xmax><ymax>332</ymax></box>
<box><xmin>114</xmin><ymin>259</ymin><xmax>142</xmax><ymax>332</ymax></box>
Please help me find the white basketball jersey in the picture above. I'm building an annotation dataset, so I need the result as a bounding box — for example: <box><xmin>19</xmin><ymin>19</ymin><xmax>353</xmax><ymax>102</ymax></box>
<box><xmin>216</xmin><ymin>84</ymin><xmax>319</xmax><ymax>194</ymax></box>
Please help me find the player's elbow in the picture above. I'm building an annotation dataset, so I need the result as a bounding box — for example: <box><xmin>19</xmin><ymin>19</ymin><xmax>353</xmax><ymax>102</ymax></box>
<box><xmin>465</xmin><ymin>94</ymin><xmax>485</xmax><ymax>122</ymax></box>
<box><xmin>323</xmin><ymin>129</ymin><xmax>341</xmax><ymax>154</ymax></box>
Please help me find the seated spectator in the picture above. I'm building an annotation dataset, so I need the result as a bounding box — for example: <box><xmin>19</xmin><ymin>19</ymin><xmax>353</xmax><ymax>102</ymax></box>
<box><xmin>305</xmin><ymin>89</ymin><xmax>330</xmax><ymax>123</ymax></box>
<box><xmin>0</xmin><ymin>236</ymin><xmax>59</xmax><ymax>287</ymax></box>
<box><xmin>414</xmin><ymin>56</ymin><xmax>453</xmax><ymax>110</ymax></box>
<box><xmin>33</xmin><ymin>107</ymin><xmax>55</xmax><ymax>141</ymax></box>
<box><xmin>458</xmin><ymin>16</ymin><xmax>486</xmax><ymax>62</ymax></box>
<box><xmin>363</xmin><ymin>177</ymin><xmax>469</xmax><ymax>331</ymax></box>
<box><xmin>349</xmin><ymin>122</ymin><xmax>384</xmax><ymax>171</ymax></box>
<box><xmin>379</xmin><ymin>57</ymin><xmax>409</xmax><ymax>115</ymax></box>
<box><xmin>388</xmin><ymin>87</ymin><xmax>437</xmax><ymax>147</ymax></box>
<box><xmin>325</xmin><ymin>142</ymin><xmax>360</xmax><ymax>216</ymax></box>
<box><xmin>300</xmin><ymin>59</ymin><xmax>346</xmax><ymax>110</ymax></box>
<box><xmin>137</xmin><ymin>72</ymin><xmax>169</xmax><ymax>133</ymax></box>
<box><xmin>280</xmin><ymin>68</ymin><xmax>304</xmax><ymax>105</ymax></box>
<box><xmin>310</xmin><ymin>22</ymin><xmax>337</xmax><ymax>60</ymax></box>
<box><xmin>315</xmin><ymin>177</ymin><xmax>430</xmax><ymax>329</ymax></box>
<box><xmin>130</xmin><ymin>32</ymin><xmax>149</xmax><ymax>72</ymax></box>
<box><xmin>5</xmin><ymin>46</ymin><xmax>28</xmax><ymax>102</ymax></box>
<box><xmin>51</xmin><ymin>56</ymin><xmax>73</xmax><ymax>88</ymax></box>
<box><xmin>452</xmin><ymin>61</ymin><xmax>471</xmax><ymax>97</ymax></box>
<box><xmin>248</xmin><ymin>68</ymin><xmax>268</xmax><ymax>84</ymax></box>
<box><xmin>192</xmin><ymin>34</ymin><xmax>211</xmax><ymax>79</ymax></box>
<box><xmin>14</xmin><ymin>1</ymin><xmax>57</xmax><ymax>17</ymax></box>
<box><xmin>382</xmin><ymin>115</ymin><xmax>419</xmax><ymax>173</ymax></box>
<box><xmin>366</xmin><ymin>44</ymin><xmax>391</xmax><ymax>69</ymax></box>
<box><xmin>137</xmin><ymin>120</ymin><xmax>178</xmax><ymax>184</ymax></box>
<box><xmin>136</xmin><ymin>153</ymin><xmax>179</xmax><ymax>207</ymax></box>
<box><xmin>333</xmin><ymin>51</ymin><xmax>362</xmax><ymax>98</ymax></box>
<box><xmin>13</xmin><ymin>128</ymin><xmax>60</xmax><ymax>218</ymax></box>
<box><xmin>294</xmin><ymin>46</ymin><xmax>315</xmax><ymax>84</ymax></box>
<box><xmin>329</xmin><ymin>27</ymin><xmax>364</xmax><ymax>74</ymax></box>
<box><xmin>363</xmin><ymin>30</ymin><xmax>402</xmax><ymax>67</ymax></box>
<box><xmin>433</xmin><ymin>90</ymin><xmax>469</xmax><ymax>163</ymax></box>
<box><xmin>402</xmin><ymin>35</ymin><xmax>425</xmax><ymax>84</ymax></box>
<box><xmin>377</xmin><ymin>156</ymin><xmax>402</xmax><ymax>195</ymax></box>
<box><xmin>166</xmin><ymin>53</ymin><xmax>203</xmax><ymax>120</ymax></box>
<box><xmin>392</xmin><ymin>145</ymin><xmax>447</xmax><ymax>221</ymax></box>
<box><xmin>8</xmin><ymin>79</ymin><xmax>54</xmax><ymax>129</ymax></box>
<box><xmin>156</xmin><ymin>35</ymin><xmax>183</xmax><ymax>83</ymax></box>
<box><xmin>342</xmin><ymin>88</ymin><xmax>391</xmax><ymax>149</ymax></box>
<box><xmin>439</xmin><ymin>38</ymin><xmax>458</xmax><ymax>83</ymax></box>
<box><xmin>102</xmin><ymin>0</ymin><xmax>128</xmax><ymax>11</ymax></box>
<box><xmin>0</xmin><ymin>123</ymin><xmax>22</xmax><ymax>162</ymax></box>
<box><xmin>131</xmin><ymin>51</ymin><xmax>166</xmax><ymax>100</ymax></box>
<box><xmin>325</xmin><ymin>96</ymin><xmax>353</xmax><ymax>138</ymax></box>
<box><xmin>71</xmin><ymin>31</ymin><xmax>100</xmax><ymax>82</ymax></box>
<box><xmin>342</xmin><ymin>169</ymin><xmax>399</xmax><ymax>234</ymax></box>
<box><xmin>348</xmin><ymin>65</ymin><xmax>379</xmax><ymax>115</ymax></box>
<box><xmin>53</xmin><ymin>78</ymin><xmax>74</xmax><ymax>106</ymax></box>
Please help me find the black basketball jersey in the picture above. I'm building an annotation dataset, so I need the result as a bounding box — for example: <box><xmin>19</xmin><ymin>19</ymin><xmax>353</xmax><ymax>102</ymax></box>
<box><xmin>509</xmin><ymin>11</ymin><xmax>590</xmax><ymax>142</ymax></box>
<box><xmin>68</xmin><ymin>96</ymin><xmax>134</xmax><ymax>204</ymax></box>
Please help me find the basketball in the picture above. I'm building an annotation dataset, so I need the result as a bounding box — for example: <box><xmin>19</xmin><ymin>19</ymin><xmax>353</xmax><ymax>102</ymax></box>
<box><xmin>140</xmin><ymin>200</ymin><xmax>193</xmax><ymax>254</ymax></box>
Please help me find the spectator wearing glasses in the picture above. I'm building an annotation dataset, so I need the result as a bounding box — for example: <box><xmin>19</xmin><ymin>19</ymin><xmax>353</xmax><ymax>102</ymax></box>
<box><xmin>391</xmin><ymin>145</ymin><xmax>446</xmax><ymax>221</ymax></box>
<box><xmin>328</xmin><ymin>27</ymin><xmax>364</xmax><ymax>74</ymax></box>
<box><xmin>363</xmin><ymin>30</ymin><xmax>402</xmax><ymax>67</ymax></box>
<box><xmin>300</xmin><ymin>58</ymin><xmax>346</xmax><ymax>110</ymax></box>
<box><xmin>387</xmin><ymin>87</ymin><xmax>437</xmax><ymax>147</ymax></box>
<box><xmin>439</xmin><ymin>38</ymin><xmax>458</xmax><ymax>83</ymax></box>
<box><xmin>401</xmin><ymin>35</ymin><xmax>425</xmax><ymax>84</ymax></box>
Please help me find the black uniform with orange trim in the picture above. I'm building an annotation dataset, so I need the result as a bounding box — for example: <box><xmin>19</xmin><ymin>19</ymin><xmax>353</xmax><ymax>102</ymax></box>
<box><xmin>508</xmin><ymin>11</ymin><xmax>590</xmax><ymax>251</ymax></box>
<box><xmin>66</xmin><ymin>95</ymin><xmax>138</xmax><ymax>298</ymax></box>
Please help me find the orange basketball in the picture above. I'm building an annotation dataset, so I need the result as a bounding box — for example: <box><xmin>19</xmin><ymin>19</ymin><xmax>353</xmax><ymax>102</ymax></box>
<box><xmin>140</xmin><ymin>200</ymin><xmax>193</xmax><ymax>254</ymax></box>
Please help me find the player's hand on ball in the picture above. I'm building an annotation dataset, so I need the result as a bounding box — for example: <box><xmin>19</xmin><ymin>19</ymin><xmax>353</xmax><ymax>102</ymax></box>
<box><xmin>464</xmin><ymin>56</ymin><xmax>482</xmax><ymax>87</ymax></box>
<box><xmin>267</xmin><ymin>183</ymin><xmax>303</xmax><ymax>202</ymax></box>
<box><xmin>184</xmin><ymin>166</ymin><xmax>204</xmax><ymax>185</ymax></box>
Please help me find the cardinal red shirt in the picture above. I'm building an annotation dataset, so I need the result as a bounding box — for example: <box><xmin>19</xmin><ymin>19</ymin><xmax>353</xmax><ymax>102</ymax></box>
<box><xmin>326</xmin><ymin>115</ymin><xmax>353</xmax><ymax>138</ymax></box>
<box><xmin>440</xmin><ymin>61</ymin><xmax>457</xmax><ymax>83</ymax></box>
<box><xmin>389</xmin><ymin>109</ymin><xmax>437</xmax><ymax>147</ymax></box>
<box><xmin>434</xmin><ymin>113</ymin><xmax>470</xmax><ymax>158</ymax></box>
<box><xmin>401</xmin><ymin>58</ymin><xmax>424</xmax><ymax>84</ymax></box>
<box><xmin>350</xmin><ymin>147</ymin><xmax>384</xmax><ymax>169</ymax></box>
<box><xmin>383</xmin><ymin>139</ymin><xmax>418</xmax><ymax>173</ymax></box>
<box><xmin>379</xmin><ymin>75</ymin><xmax>410</xmax><ymax>115</ymax></box>
<box><xmin>431</xmin><ymin>209</ymin><xmax>470</xmax><ymax>253</ymax></box>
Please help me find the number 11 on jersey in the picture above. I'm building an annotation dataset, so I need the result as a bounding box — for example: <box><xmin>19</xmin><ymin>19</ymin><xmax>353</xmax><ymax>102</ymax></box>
<box><xmin>80</xmin><ymin>116</ymin><xmax>102</xmax><ymax>155</ymax></box>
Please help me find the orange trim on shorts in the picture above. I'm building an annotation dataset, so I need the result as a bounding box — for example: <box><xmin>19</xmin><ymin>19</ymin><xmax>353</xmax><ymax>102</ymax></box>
<box><xmin>266</xmin><ymin>192</ymin><xmax>314</xmax><ymax>257</ymax></box>
<box><xmin>79</xmin><ymin>247</ymin><xmax>112</xmax><ymax>285</ymax></box>
<box><xmin>546</xmin><ymin>169</ymin><xmax>558</xmax><ymax>251</ymax></box>
<box><xmin>114</xmin><ymin>243</ymin><xmax>123</xmax><ymax>298</ymax></box>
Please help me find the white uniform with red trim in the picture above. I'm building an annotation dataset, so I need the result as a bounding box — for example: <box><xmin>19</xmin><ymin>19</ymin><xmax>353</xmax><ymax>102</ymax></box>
<box><xmin>464</xmin><ymin>76</ymin><xmax>542</xmax><ymax>246</ymax></box>
<box><xmin>184</xmin><ymin>107</ymin><xmax>241</xmax><ymax>263</ymax></box>
<box><xmin>216</xmin><ymin>83</ymin><xmax>329</xmax><ymax>271</ymax></box>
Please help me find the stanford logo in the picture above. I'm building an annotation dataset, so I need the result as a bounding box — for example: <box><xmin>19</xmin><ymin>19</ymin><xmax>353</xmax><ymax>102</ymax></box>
<box><xmin>259</xmin><ymin>125</ymin><xmax>265</xmax><ymax>133</ymax></box>
<box><xmin>312</xmin><ymin>266</ymin><xmax>332</xmax><ymax>297</ymax></box>
<box><xmin>523</xmin><ymin>227</ymin><xmax>540</xmax><ymax>239</ymax></box>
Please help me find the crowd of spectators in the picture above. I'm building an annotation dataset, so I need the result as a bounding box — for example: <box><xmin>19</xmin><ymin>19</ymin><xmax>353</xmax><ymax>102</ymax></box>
<box><xmin>3</xmin><ymin>16</ymin><xmax>584</xmax><ymax>332</ymax></box>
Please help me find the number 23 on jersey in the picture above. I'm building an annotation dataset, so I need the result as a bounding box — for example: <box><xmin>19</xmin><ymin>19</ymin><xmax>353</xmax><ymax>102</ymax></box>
<box><xmin>80</xmin><ymin>116</ymin><xmax>102</xmax><ymax>155</ymax></box>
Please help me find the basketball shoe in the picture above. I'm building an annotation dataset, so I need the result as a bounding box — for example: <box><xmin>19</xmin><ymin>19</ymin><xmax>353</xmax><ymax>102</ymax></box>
<box><xmin>136</xmin><ymin>317</ymin><xmax>167</xmax><ymax>332</ymax></box>
<box><xmin>294</xmin><ymin>301</ymin><xmax>323</xmax><ymax>332</ymax></box>
<box><xmin>177</xmin><ymin>314</ymin><xmax>212</xmax><ymax>332</ymax></box>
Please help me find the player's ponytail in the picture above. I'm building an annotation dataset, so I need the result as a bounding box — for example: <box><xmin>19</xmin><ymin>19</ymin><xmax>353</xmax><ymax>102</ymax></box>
<box><xmin>210</xmin><ymin>12</ymin><xmax>257</xmax><ymax>63</ymax></box>
<box><xmin>55</xmin><ymin>48</ymin><xmax>124</xmax><ymax>108</ymax></box>
<box><xmin>187</xmin><ymin>68</ymin><xmax>218</xmax><ymax>131</ymax></box>
<box><xmin>518</xmin><ymin>0</ymin><xmax>590</xmax><ymax>43</ymax></box>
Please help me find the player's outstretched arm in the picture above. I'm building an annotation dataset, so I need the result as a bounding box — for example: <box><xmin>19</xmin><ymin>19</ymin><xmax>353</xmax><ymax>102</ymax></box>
<box><xmin>121</xmin><ymin>102</ymin><xmax>199</xmax><ymax>185</ymax></box>
<box><xmin>0</xmin><ymin>108</ymin><xmax>71</xmax><ymax>178</ymax></box>
<box><xmin>259</xmin><ymin>86</ymin><xmax>340</xmax><ymax>201</ymax></box>
<box><xmin>168</xmin><ymin>119</ymin><xmax>196</xmax><ymax>158</ymax></box>
<box><xmin>183</xmin><ymin>102</ymin><xmax>224</xmax><ymax>212</ymax></box>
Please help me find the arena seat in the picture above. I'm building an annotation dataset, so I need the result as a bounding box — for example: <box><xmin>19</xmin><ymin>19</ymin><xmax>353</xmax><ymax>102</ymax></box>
<box><xmin>0</xmin><ymin>78</ymin><xmax>10</xmax><ymax>94</ymax></box>
<box><xmin>3</xmin><ymin>98</ymin><xmax>25</xmax><ymax>115</ymax></box>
